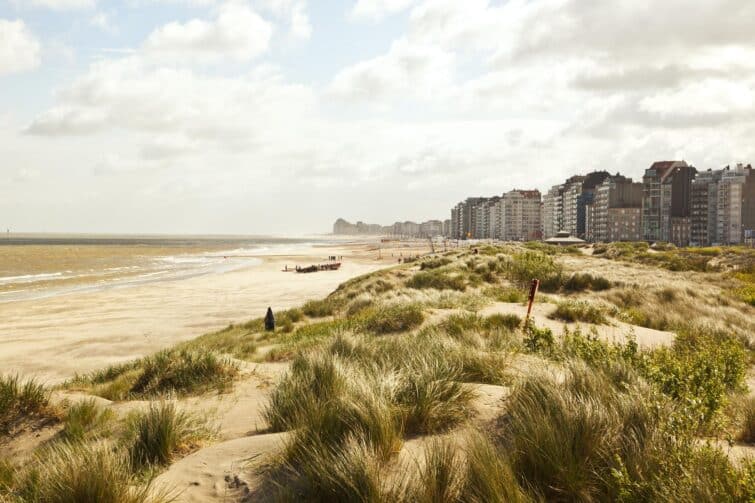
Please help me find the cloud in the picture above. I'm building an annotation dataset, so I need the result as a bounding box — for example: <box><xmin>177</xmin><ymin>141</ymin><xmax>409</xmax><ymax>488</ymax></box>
<box><xmin>23</xmin><ymin>0</ymin><xmax>96</xmax><ymax>9</ymax></box>
<box><xmin>0</xmin><ymin>19</ymin><xmax>41</xmax><ymax>76</ymax></box>
<box><xmin>329</xmin><ymin>38</ymin><xmax>454</xmax><ymax>101</ymax></box>
<box><xmin>144</xmin><ymin>1</ymin><xmax>273</xmax><ymax>62</ymax></box>
<box><xmin>90</xmin><ymin>11</ymin><xmax>116</xmax><ymax>33</ymax></box>
<box><xmin>350</xmin><ymin>0</ymin><xmax>417</xmax><ymax>21</ymax></box>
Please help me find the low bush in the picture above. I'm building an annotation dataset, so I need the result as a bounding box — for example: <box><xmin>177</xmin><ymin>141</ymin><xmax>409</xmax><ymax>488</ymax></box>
<box><xmin>523</xmin><ymin>322</ymin><xmax>555</xmax><ymax>353</ymax></box>
<box><xmin>0</xmin><ymin>375</ymin><xmax>53</xmax><ymax>436</ymax></box>
<box><xmin>504</xmin><ymin>252</ymin><xmax>563</xmax><ymax>292</ymax></box>
<box><xmin>127</xmin><ymin>402</ymin><xmax>209</xmax><ymax>470</ymax></box>
<box><xmin>406</xmin><ymin>270</ymin><xmax>466</xmax><ymax>291</ymax></box>
<box><xmin>549</xmin><ymin>300</ymin><xmax>608</xmax><ymax>324</ymax></box>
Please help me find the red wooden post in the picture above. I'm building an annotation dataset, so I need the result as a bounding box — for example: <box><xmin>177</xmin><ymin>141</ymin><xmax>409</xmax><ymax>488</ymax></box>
<box><xmin>525</xmin><ymin>278</ymin><xmax>540</xmax><ymax>324</ymax></box>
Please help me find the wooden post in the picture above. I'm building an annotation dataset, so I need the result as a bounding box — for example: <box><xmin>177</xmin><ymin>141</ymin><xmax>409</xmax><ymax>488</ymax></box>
<box><xmin>525</xmin><ymin>279</ymin><xmax>540</xmax><ymax>325</ymax></box>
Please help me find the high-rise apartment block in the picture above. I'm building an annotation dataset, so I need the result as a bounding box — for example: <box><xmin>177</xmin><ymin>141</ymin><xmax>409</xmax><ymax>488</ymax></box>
<box><xmin>642</xmin><ymin>161</ymin><xmax>696</xmax><ymax>246</ymax></box>
<box><xmin>586</xmin><ymin>175</ymin><xmax>643</xmax><ymax>242</ymax></box>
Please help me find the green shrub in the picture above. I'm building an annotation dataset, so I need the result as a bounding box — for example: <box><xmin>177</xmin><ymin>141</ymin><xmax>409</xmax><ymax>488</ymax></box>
<box><xmin>504</xmin><ymin>252</ymin><xmax>563</xmax><ymax>292</ymax></box>
<box><xmin>636</xmin><ymin>326</ymin><xmax>747</xmax><ymax>426</ymax></box>
<box><xmin>523</xmin><ymin>322</ymin><xmax>554</xmax><ymax>353</ymax></box>
<box><xmin>406</xmin><ymin>270</ymin><xmax>466</xmax><ymax>291</ymax></box>
<box><xmin>128</xmin><ymin>402</ymin><xmax>209</xmax><ymax>470</ymax></box>
<box><xmin>360</xmin><ymin>303</ymin><xmax>425</xmax><ymax>334</ymax></box>
<box><xmin>0</xmin><ymin>375</ymin><xmax>53</xmax><ymax>435</ymax></box>
<box><xmin>549</xmin><ymin>300</ymin><xmax>608</xmax><ymax>324</ymax></box>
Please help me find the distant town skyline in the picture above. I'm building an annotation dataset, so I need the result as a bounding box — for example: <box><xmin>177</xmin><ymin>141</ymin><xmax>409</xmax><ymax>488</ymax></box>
<box><xmin>2</xmin><ymin>0</ymin><xmax>755</xmax><ymax>234</ymax></box>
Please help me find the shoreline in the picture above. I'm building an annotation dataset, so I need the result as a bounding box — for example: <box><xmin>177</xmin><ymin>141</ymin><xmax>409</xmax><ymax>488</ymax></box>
<box><xmin>0</xmin><ymin>239</ymin><xmax>432</xmax><ymax>384</ymax></box>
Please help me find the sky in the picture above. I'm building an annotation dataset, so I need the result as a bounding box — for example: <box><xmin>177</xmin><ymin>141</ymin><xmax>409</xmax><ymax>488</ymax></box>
<box><xmin>1</xmin><ymin>0</ymin><xmax>754</xmax><ymax>235</ymax></box>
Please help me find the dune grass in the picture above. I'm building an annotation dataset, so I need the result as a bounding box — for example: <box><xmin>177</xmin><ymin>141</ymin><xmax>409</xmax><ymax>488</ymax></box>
<box><xmin>61</xmin><ymin>399</ymin><xmax>114</xmax><ymax>442</ymax></box>
<box><xmin>71</xmin><ymin>350</ymin><xmax>239</xmax><ymax>401</ymax></box>
<box><xmin>406</xmin><ymin>269</ymin><xmax>467</xmax><ymax>291</ymax></box>
<box><xmin>358</xmin><ymin>303</ymin><xmax>425</xmax><ymax>334</ymax></box>
<box><xmin>12</xmin><ymin>442</ymin><xmax>173</xmax><ymax>503</ymax></box>
<box><xmin>127</xmin><ymin>402</ymin><xmax>211</xmax><ymax>470</ymax></box>
<box><xmin>0</xmin><ymin>375</ymin><xmax>55</xmax><ymax>436</ymax></box>
<box><xmin>549</xmin><ymin>299</ymin><xmax>609</xmax><ymax>324</ymax></box>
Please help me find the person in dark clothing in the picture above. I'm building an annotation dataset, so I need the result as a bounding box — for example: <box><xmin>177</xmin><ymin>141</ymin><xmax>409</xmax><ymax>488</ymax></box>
<box><xmin>265</xmin><ymin>307</ymin><xmax>275</xmax><ymax>331</ymax></box>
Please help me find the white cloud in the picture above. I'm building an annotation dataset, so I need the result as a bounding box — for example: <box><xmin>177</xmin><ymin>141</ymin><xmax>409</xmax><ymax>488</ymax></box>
<box><xmin>25</xmin><ymin>0</ymin><xmax>96</xmax><ymax>9</ymax></box>
<box><xmin>90</xmin><ymin>12</ymin><xmax>116</xmax><ymax>33</ymax></box>
<box><xmin>144</xmin><ymin>1</ymin><xmax>273</xmax><ymax>62</ymax></box>
<box><xmin>329</xmin><ymin>38</ymin><xmax>454</xmax><ymax>101</ymax></box>
<box><xmin>350</xmin><ymin>0</ymin><xmax>416</xmax><ymax>21</ymax></box>
<box><xmin>0</xmin><ymin>19</ymin><xmax>41</xmax><ymax>76</ymax></box>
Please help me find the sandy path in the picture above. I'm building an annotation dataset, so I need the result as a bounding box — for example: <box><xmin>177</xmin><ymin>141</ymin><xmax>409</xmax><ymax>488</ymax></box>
<box><xmin>479</xmin><ymin>301</ymin><xmax>676</xmax><ymax>348</ymax></box>
<box><xmin>0</xmin><ymin>244</ymin><xmax>393</xmax><ymax>384</ymax></box>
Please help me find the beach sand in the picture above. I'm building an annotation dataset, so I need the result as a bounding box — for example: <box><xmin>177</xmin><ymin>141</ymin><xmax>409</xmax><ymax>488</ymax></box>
<box><xmin>0</xmin><ymin>239</ymin><xmax>432</xmax><ymax>383</ymax></box>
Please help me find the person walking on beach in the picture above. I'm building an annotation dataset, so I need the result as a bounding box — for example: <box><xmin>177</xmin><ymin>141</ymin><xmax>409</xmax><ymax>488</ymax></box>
<box><xmin>265</xmin><ymin>307</ymin><xmax>275</xmax><ymax>331</ymax></box>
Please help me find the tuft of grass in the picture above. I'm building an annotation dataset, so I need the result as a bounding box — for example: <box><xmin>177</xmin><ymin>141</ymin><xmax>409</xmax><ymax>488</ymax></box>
<box><xmin>483</xmin><ymin>285</ymin><xmax>526</xmax><ymax>303</ymax></box>
<box><xmin>395</xmin><ymin>357</ymin><xmax>476</xmax><ymax>435</ymax></box>
<box><xmin>563</xmin><ymin>273</ymin><xmax>612</xmax><ymax>292</ymax></box>
<box><xmin>0</xmin><ymin>375</ymin><xmax>54</xmax><ymax>436</ymax></box>
<box><xmin>484</xmin><ymin>313</ymin><xmax>522</xmax><ymax>331</ymax></box>
<box><xmin>15</xmin><ymin>442</ymin><xmax>172</xmax><ymax>503</ymax></box>
<box><xmin>420</xmin><ymin>257</ymin><xmax>453</xmax><ymax>270</ymax></box>
<box><xmin>739</xmin><ymin>397</ymin><xmax>755</xmax><ymax>444</ymax></box>
<box><xmin>127</xmin><ymin>402</ymin><xmax>210</xmax><ymax>470</ymax></box>
<box><xmin>549</xmin><ymin>300</ymin><xmax>608</xmax><ymax>324</ymax></box>
<box><xmin>407</xmin><ymin>439</ymin><xmax>465</xmax><ymax>502</ymax></box>
<box><xmin>302</xmin><ymin>298</ymin><xmax>339</xmax><ymax>318</ymax></box>
<box><xmin>61</xmin><ymin>399</ymin><xmax>114</xmax><ymax>442</ymax></box>
<box><xmin>406</xmin><ymin>270</ymin><xmax>466</xmax><ymax>291</ymax></box>
<box><xmin>360</xmin><ymin>303</ymin><xmax>425</xmax><ymax>335</ymax></box>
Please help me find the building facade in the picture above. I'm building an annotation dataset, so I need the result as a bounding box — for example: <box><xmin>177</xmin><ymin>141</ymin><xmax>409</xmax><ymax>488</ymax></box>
<box><xmin>501</xmin><ymin>189</ymin><xmax>542</xmax><ymax>241</ymax></box>
<box><xmin>642</xmin><ymin>161</ymin><xmax>696</xmax><ymax>245</ymax></box>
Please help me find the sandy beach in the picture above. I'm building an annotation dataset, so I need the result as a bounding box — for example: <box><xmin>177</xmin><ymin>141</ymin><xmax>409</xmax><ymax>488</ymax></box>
<box><xmin>0</xmin><ymin>238</ymin><xmax>432</xmax><ymax>383</ymax></box>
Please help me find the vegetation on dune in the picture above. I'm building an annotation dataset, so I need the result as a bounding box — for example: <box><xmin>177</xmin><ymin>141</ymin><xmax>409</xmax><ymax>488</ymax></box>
<box><xmin>549</xmin><ymin>299</ymin><xmax>609</xmax><ymax>324</ymax></box>
<box><xmin>61</xmin><ymin>399</ymin><xmax>114</xmax><ymax>442</ymax></box>
<box><xmin>0</xmin><ymin>375</ymin><xmax>55</xmax><ymax>436</ymax></box>
<box><xmin>302</xmin><ymin>298</ymin><xmax>339</xmax><ymax>318</ymax></box>
<box><xmin>358</xmin><ymin>303</ymin><xmax>425</xmax><ymax>334</ymax></box>
<box><xmin>739</xmin><ymin>396</ymin><xmax>755</xmax><ymax>444</ymax></box>
<box><xmin>70</xmin><ymin>349</ymin><xmax>239</xmax><ymax>401</ymax></box>
<box><xmin>503</xmin><ymin>251</ymin><xmax>564</xmax><ymax>292</ymax></box>
<box><xmin>406</xmin><ymin>269</ymin><xmax>467</xmax><ymax>291</ymax></box>
<box><xmin>8</xmin><ymin>442</ymin><xmax>172</xmax><ymax>503</ymax></box>
<box><xmin>127</xmin><ymin>402</ymin><xmax>211</xmax><ymax>470</ymax></box>
<box><xmin>563</xmin><ymin>272</ymin><xmax>612</xmax><ymax>292</ymax></box>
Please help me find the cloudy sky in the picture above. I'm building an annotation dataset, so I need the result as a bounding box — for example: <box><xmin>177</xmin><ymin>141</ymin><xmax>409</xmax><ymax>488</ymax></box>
<box><xmin>1</xmin><ymin>0</ymin><xmax>754</xmax><ymax>235</ymax></box>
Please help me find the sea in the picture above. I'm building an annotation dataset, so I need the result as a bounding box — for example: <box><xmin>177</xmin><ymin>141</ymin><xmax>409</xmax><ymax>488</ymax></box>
<box><xmin>0</xmin><ymin>234</ymin><xmax>340</xmax><ymax>303</ymax></box>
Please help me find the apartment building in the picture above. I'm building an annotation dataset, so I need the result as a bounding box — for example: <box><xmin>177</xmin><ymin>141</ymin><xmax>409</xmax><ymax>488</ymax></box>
<box><xmin>690</xmin><ymin>169</ymin><xmax>722</xmax><ymax>246</ymax></box>
<box><xmin>586</xmin><ymin>175</ymin><xmax>643</xmax><ymax>242</ymax></box>
<box><xmin>642</xmin><ymin>161</ymin><xmax>696</xmax><ymax>245</ymax></box>
<box><xmin>501</xmin><ymin>189</ymin><xmax>542</xmax><ymax>241</ymax></box>
<box><xmin>718</xmin><ymin>164</ymin><xmax>755</xmax><ymax>244</ymax></box>
<box><xmin>542</xmin><ymin>185</ymin><xmax>564</xmax><ymax>238</ymax></box>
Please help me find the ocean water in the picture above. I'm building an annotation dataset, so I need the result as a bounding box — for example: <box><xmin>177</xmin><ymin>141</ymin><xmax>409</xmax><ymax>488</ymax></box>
<box><xmin>0</xmin><ymin>234</ymin><xmax>334</xmax><ymax>303</ymax></box>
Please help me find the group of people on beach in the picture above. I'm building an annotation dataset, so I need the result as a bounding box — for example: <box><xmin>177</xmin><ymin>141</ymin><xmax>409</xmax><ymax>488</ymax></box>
<box><xmin>328</xmin><ymin>255</ymin><xmax>343</xmax><ymax>261</ymax></box>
